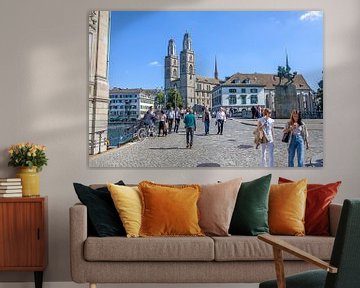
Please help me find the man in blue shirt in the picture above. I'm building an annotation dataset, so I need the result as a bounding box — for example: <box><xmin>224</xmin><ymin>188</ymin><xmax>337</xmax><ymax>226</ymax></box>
<box><xmin>183</xmin><ymin>107</ymin><xmax>196</xmax><ymax>148</ymax></box>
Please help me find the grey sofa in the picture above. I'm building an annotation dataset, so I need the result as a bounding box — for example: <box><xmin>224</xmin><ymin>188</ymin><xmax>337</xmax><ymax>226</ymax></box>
<box><xmin>70</xmin><ymin>203</ymin><xmax>342</xmax><ymax>288</ymax></box>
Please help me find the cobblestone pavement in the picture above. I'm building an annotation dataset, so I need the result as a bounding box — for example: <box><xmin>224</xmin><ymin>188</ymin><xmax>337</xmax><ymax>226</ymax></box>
<box><xmin>89</xmin><ymin>118</ymin><xmax>323</xmax><ymax>168</ymax></box>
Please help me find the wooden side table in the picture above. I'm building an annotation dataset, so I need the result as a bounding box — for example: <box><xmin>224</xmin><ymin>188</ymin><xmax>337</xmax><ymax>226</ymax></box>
<box><xmin>0</xmin><ymin>197</ymin><xmax>48</xmax><ymax>288</ymax></box>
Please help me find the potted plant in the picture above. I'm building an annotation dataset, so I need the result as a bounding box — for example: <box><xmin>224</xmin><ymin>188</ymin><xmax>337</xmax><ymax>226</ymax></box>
<box><xmin>8</xmin><ymin>143</ymin><xmax>48</xmax><ymax>197</ymax></box>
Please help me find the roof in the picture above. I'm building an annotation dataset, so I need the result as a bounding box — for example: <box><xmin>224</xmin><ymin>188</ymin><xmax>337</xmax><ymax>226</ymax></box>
<box><xmin>223</xmin><ymin>73</ymin><xmax>311</xmax><ymax>90</ymax></box>
<box><xmin>196</xmin><ymin>75</ymin><xmax>220</xmax><ymax>85</ymax></box>
<box><xmin>110</xmin><ymin>88</ymin><xmax>159</xmax><ymax>95</ymax></box>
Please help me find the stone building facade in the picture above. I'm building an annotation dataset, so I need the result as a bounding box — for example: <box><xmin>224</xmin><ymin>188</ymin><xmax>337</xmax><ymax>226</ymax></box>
<box><xmin>88</xmin><ymin>11</ymin><xmax>110</xmax><ymax>155</ymax></box>
<box><xmin>164</xmin><ymin>33</ymin><xmax>219</xmax><ymax>109</ymax></box>
<box><xmin>216</xmin><ymin>73</ymin><xmax>313</xmax><ymax>117</ymax></box>
<box><xmin>109</xmin><ymin>88</ymin><xmax>156</xmax><ymax>121</ymax></box>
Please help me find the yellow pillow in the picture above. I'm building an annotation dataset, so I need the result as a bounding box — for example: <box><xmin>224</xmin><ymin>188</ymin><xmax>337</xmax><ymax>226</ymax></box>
<box><xmin>269</xmin><ymin>179</ymin><xmax>307</xmax><ymax>236</ymax></box>
<box><xmin>138</xmin><ymin>181</ymin><xmax>204</xmax><ymax>237</ymax></box>
<box><xmin>107</xmin><ymin>183</ymin><xmax>142</xmax><ymax>238</ymax></box>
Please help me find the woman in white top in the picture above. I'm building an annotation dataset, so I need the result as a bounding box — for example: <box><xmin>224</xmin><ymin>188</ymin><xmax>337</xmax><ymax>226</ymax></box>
<box><xmin>258</xmin><ymin>108</ymin><xmax>275</xmax><ymax>167</ymax></box>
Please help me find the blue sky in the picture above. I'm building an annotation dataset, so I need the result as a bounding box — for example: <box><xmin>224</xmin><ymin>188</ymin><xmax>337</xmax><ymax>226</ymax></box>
<box><xmin>108</xmin><ymin>11</ymin><xmax>323</xmax><ymax>90</ymax></box>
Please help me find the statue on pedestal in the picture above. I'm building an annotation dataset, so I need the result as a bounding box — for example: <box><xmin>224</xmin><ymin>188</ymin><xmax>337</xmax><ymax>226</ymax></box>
<box><xmin>275</xmin><ymin>54</ymin><xmax>297</xmax><ymax>86</ymax></box>
<box><xmin>274</xmin><ymin>53</ymin><xmax>298</xmax><ymax>118</ymax></box>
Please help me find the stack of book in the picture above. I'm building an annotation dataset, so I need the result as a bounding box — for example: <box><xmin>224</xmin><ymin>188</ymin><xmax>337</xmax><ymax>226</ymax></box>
<box><xmin>0</xmin><ymin>178</ymin><xmax>22</xmax><ymax>197</ymax></box>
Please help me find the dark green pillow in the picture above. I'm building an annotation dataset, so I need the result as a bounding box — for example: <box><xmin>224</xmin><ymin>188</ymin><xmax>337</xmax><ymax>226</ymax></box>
<box><xmin>229</xmin><ymin>174</ymin><xmax>272</xmax><ymax>236</ymax></box>
<box><xmin>73</xmin><ymin>181</ymin><xmax>126</xmax><ymax>237</ymax></box>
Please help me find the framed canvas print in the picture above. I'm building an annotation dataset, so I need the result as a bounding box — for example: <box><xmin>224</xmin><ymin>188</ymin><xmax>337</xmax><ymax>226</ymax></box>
<box><xmin>88</xmin><ymin>10</ymin><xmax>323</xmax><ymax>168</ymax></box>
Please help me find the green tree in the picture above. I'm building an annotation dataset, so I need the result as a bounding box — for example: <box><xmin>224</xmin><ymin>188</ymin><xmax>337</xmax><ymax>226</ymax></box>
<box><xmin>156</xmin><ymin>90</ymin><xmax>165</xmax><ymax>109</ymax></box>
<box><xmin>166</xmin><ymin>88</ymin><xmax>183</xmax><ymax>109</ymax></box>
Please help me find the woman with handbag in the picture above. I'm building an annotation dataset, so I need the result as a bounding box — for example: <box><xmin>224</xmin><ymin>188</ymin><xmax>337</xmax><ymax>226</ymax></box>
<box><xmin>284</xmin><ymin>110</ymin><xmax>309</xmax><ymax>167</ymax></box>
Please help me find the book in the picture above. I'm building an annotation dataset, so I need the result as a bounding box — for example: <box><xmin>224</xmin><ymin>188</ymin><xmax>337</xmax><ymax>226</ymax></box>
<box><xmin>0</xmin><ymin>189</ymin><xmax>22</xmax><ymax>193</ymax></box>
<box><xmin>0</xmin><ymin>182</ymin><xmax>22</xmax><ymax>186</ymax></box>
<box><xmin>0</xmin><ymin>193</ymin><xmax>22</xmax><ymax>198</ymax></box>
<box><xmin>0</xmin><ymin>178</ymin><xmax>21</xmax><ymax>182</ymax></box>
<box><xmin>0</xmin><ymin>186</ymin><xmax>22</xmax><ymax>190</ymax></box>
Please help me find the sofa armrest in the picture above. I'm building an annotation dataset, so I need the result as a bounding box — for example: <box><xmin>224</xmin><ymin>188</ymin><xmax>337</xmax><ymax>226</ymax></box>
<box><xmin>329</xmin><ymin>203</ymin><xmax>342</xmax><ymax>237</ymax></box>
<box><xmin>69</xmin><ymin>203</ymin><xmax>88</xmax><ymax>283</ymax></box>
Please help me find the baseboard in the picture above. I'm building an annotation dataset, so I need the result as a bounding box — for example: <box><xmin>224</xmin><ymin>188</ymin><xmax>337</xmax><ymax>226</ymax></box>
<box><xmin>0</xmin><ymin>282</ymin><xmax>259</xmax><ymax>288</ymax></box>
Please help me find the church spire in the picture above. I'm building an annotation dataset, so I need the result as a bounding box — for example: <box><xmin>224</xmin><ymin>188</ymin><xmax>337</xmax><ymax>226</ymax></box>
<box><xmin>285</xmin><ymin>50</ymin><xmax>291</xmax><ymax>72</ymax></box>
<box><xmin>183</xmin><ymin>32</ymin><xmax>192</xmax><ymax>51</ymax></box>
<box><xmin>167</xmin><ymin>39</ymin><xmax>176</xmax><ymax>56</ymax></box>
<box><xmin>214</xmin><ymin>56</ymin><xmax>218</xmax><ymax>80</ymax></box>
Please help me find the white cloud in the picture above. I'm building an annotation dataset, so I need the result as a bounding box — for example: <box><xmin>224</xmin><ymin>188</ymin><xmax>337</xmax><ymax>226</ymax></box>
<box><xmin>300</xmin><ymin>11</ymin><xmax>323</xmax><ymax>21</ymax></box>
<box><xmin>148</xmin><ymin>61</ymin><xmax>161</xmax><ymax>67</ymax></box>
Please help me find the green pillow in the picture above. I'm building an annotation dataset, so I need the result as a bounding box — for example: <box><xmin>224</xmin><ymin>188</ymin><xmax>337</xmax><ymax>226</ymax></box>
<box><xmin>229</xmin><ymin>174</ymin><xmax>272</xmax><ymax>236</ymax></box>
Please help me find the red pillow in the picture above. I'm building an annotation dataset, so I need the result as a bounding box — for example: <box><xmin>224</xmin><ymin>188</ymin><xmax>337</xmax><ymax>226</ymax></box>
<box><xmin>278</xmin><ymin>177</ymin><xmax>341</xmax><ymax>236</ymax></box>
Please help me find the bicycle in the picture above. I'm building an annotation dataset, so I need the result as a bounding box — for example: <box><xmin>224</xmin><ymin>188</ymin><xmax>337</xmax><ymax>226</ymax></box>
<box><xmin>142</xmin><ymin>122</ymin><xmax>157</xmax><ymax>138</ymax></box>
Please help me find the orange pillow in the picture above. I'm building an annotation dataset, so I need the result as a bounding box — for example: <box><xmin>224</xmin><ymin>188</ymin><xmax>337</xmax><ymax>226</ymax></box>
<box><xmin>138</xmin><ymin>181</ymin><xmax>204</xmax><ymax>237</ymax></box>
<box><xmin>269</xmin><ymin>179</ymin><xmax>307</xmax><ymax>236</ymax></box>
<box><xmin>278</xmin><ymin>177</ymin><xmax>341</xmax><ymax>235</ymax></box>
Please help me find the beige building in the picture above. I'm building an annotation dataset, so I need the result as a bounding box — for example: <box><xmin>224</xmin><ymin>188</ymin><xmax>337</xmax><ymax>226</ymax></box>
<box><xmin>89</xmin><ymin>11</ymin><xmax>110</xmax><ymax>155</ymax></box>
<box><xmin>88</xmin><ymin>11</ymin><xmax>110</xmax><ymax>155</ymax></box>
<box><xmin>164</xmin><ymin>33</ymin><xmax>220</xmax><ymax>109</ymax></box>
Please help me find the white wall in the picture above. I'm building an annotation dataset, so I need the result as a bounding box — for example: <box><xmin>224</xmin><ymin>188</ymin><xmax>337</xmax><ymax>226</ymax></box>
<box><xmin>0</xmin><ymin>0</ymin><xmax>359</xmax><ymax>283</ymax></box>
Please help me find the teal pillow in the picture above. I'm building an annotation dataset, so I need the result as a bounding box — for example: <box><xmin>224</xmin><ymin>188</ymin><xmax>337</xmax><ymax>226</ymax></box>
<box><xmin>229</xmin><ymin>174</ymin><xmax>272</xmax><ymax>236</ymax></box>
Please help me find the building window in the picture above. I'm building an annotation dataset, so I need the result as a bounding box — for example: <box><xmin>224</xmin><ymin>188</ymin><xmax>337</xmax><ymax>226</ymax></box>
<box><xmin>241</xmin><ymin>88</ymin><xmax>246</xmax><ymax>93</ymax></box>
<box><xmin>229</xmin><ymin>95</ymin><xmax>237</xmax><ymax>105</ymax></box>
<box><xmin>250</xmin><ymin>88</ymin><xmax>258</xmax><ymax>93</ymax></box>
<box><xmin>229</xmin><ymin>88</ymin><xmax>237</xmax><ymax>93</ymax></box>
<box><xmin>241</xmin><ymin>95</ymin><xmax>247</xmax><ymax>105</ymax></box>
<box><xmin>250</xmin><ymin>95</ymin><xmax>258</xmax><ymax>104</ymax></box>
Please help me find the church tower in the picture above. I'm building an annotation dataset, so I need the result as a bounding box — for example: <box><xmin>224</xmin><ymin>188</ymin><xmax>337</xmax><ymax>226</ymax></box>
<box><xmin>180</xmin><ymin>32</ymin><xmax>195</xmax><ymax>108</ymax></box>
<box><xmin>214</xmin><ymin>56</ymin><xmax>219</xmax><ymax>80</ymax></box>
<box><xmin>164</xmin><ymin>39</ymin><xmax>179</xmax><ymax>96</ymax></box>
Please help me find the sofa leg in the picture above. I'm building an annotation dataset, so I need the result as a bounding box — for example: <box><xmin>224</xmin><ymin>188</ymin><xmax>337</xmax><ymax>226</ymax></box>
<box><xmin>89</xmin><ymin>283</ymin><xmax>96</xmax><ymax>288</ymax></box>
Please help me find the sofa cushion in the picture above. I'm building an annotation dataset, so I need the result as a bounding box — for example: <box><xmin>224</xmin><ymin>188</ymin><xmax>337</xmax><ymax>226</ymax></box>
<box><xmin>279</xmin><ymin>177</ymin><xmax>341</xmax><ymax>236</ymax></box>
<box><xmin>269</xmin><ymin>179</ymin><xmax>307</xmax><ymax>236</ymax></box>
<box><xmin>73</xmin><ymin>181</ymin><xmax>126</xmax><ymax>237</ymax></box>
<box><xmin>84</xmin><ymin>236</ymin><xmax>214</xmax><ymax>261</ymax></box>
<box><xmin>212</xmin><ymin>235</ymin><xmax>334</xmax><ymax>261</ymax></box>
<box><xmin>138</xmin><ymin>181</ymin><xmax>203</xmax><ymax>237</ymax></box>
<box><xmin>198</xmin><ymin>178</ymin><xmax>242</xmax><ymax>236</ymax></box>
<box><xmin>107</xmin><ymin>184</ymin><xmax>142</xmax><ymax>238</ymax></box>
<box><xmin>229</xmin><ymin>174</ymin><xmax>271</xmax><ymax>236</ymax></box>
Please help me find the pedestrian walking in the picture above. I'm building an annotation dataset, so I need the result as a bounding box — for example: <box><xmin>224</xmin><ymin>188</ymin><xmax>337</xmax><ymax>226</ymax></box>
<box><xmin>158</xmin><ymin>110</ymin><xmax>167</xmax><ymax>137</ymax></box>
<box><xmin>174</xmin><ymin>107</ymin><xmax>181</xmax><ymax>133</ymax></box>
<box><xmin>216</xmin><ymin>107</ymin><xmax>226</xmax><ymax>135</ymax></box>
<box><xmin>184</xmin><ymin>107</ymin><xmax>196</xmax><ymax>148</ymax></box>
<box><xmin>180</xmin><ymin>108</ymin><xmax>186</xmax><ymax>119</ymax></box>
<box><xmin>203</xmin><ymin>107</ymin><xmax>210</xmax><ymax>135</ymax></box>
<box><xmin>251</xmin><ymin>106</ymin><xmax>256</xmax><ymax>119</ymax></box>
<box><xmin>258</xmin><ymin>108</ymin><xmax>275</xmax><ymax>167</ymax></box>
<box><xmin>284</xmin><ymin>110</ymin><xmax>309</xmax><ymax>167</ymax></box>
<box><xmin>167</xmin><ymin>107</ymin><xmax>175</xmax><ymax>134</ymax></box>
<box><xmin>143</xmin><ymin>106</ymin><xmax>156</xmax><ymax>135</ymax></box>
<box><xmin>256</xmin><ymin>105</ymin><xmax>262</xmax><ymax>118</ymax></box>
